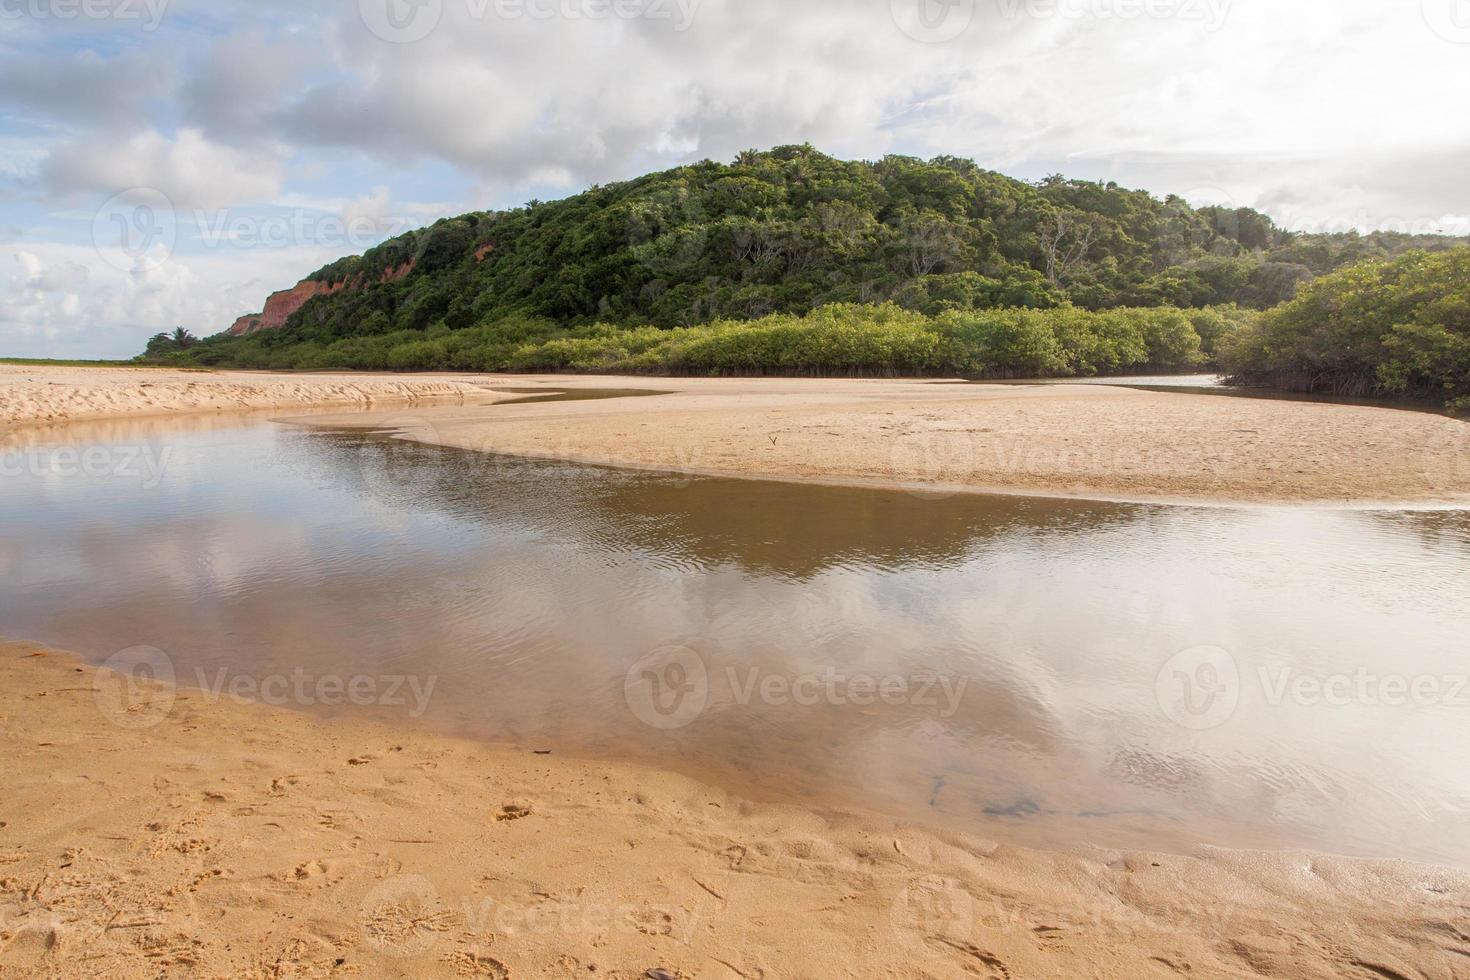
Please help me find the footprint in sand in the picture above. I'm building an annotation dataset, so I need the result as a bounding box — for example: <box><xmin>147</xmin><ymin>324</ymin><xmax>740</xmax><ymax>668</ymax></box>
<box><xmin>359</xmin><ymin>875</ymin><xmax>451</xmax><ymax>957</ymax></box>
<box><xmin>493</xmin><ymin>803</ymin><xmax>532</xmax><ymax>822</ymax></box>
<box><xmin>445</xmin><ymin>949</ymin><xmax>510</xmax><ymax>977</ymax></box>
<box><xmin>294</xmin><ymin>860</ymin><xmax>328</xmax><ymax>880</ymax></box>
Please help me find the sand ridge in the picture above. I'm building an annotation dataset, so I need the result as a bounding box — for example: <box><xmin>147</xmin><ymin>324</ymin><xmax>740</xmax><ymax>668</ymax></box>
<box><xmin>2</xmin><ymin>644</ymin><xmax>1466</xmax><ymax>979</ymax></box>
<box><xmin>0</xmin><ymin>364</ymin><xmax>501</xmax><ymax>429</ymax></box>
<box><xmin>7</xmin><ymin>367</ymin><xmax>1468</xmax><ymax>505</ymax></box>
<box><xmin>292</xmin><ymin>373</ymin><xmax>1470</xmax><ymax>507</ymax></box>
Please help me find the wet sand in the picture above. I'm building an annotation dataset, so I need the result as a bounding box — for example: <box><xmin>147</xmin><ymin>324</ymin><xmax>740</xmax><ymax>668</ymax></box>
<box><xmin>6</xmin><ymin>370</ymin><xmax>1470</xmax><ymax>977</ymax></box>
<box><xmin>4</xmin><ymin>366</ymin><xmax>1469</xmax><ymax>504</ymax></box>
<box><xmin>3</xmin><ymin>643</ymin><xmax>1467</xmax><ymax>979</ymax></box>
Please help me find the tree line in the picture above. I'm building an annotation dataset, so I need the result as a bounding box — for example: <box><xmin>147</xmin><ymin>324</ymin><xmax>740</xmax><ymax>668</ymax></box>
<box><xmin>144</xmin><ymin>146</ymin><xmax>1469</xmax><ymax>411</ymax></box>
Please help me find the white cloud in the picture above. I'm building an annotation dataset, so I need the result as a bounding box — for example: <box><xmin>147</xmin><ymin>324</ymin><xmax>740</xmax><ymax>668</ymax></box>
<box><xmin>2</xmin><ymin>0</ymin><xmax>1469</xmax><ymax>356</ymax></box>
<box><xmin>0</xmin><ymin>239</ymin><xmax>360</xmax><ymax>359</ymax></box>
<box><xmin>41</xmin><ymin>129</ymin><xmax>286</xmax><ymax>210</ymax></box>
<box><xmin>213</xmin><ymin>0</ymin><xmax>1467</xmax><ymax>226</ymax></box>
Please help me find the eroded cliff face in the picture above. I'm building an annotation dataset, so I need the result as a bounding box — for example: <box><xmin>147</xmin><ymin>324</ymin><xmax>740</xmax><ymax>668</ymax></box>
<box><xmin>226</xmin><ymin>260</ymin><xmax>419</xmax><ymax>336</ymax></box>
<box><xmin>228</xmin><ymin>280</ymin><xmax>345</xmax><ymax>336</ymax></box>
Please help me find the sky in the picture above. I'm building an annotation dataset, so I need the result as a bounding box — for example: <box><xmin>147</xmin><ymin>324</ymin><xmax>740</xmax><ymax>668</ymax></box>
<box><xmin>1</xmin><ymin>0</ymin><xmax>1468</xmax><ymax>359</ymax></box>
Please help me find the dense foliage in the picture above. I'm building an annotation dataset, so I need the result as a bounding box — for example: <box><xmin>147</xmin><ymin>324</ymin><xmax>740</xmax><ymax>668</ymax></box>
<box><xmin>143</xmin><ymin>328</ymin><xmax>198</xmax><ymax>357</ymax></box>
<box><xmin>176</xmin><ymin>302</ymin><xmax>1249</xmax><ymax>377</ymax></box>
<box><xmin>150</xmin><ymin>146</ymin><xmax>1467</xmax><ymax>400</ymax></box>
<box><xmin>1222</xmin><ymin>249</ymin><xmax>1470</xmax><ymax>413</ymax></box>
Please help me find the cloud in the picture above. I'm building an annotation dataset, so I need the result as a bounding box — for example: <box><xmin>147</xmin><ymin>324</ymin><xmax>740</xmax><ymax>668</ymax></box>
<box><xmin>12</xmin><ymin>0</ymin><xmax>1470</xmax><ymax>220</ymax></box>
<box><xmin>163</xmin><ymin>0</ymin><xmax>1462</xmax><ymax>221</ymax></box>
<box><xmin>0</xmin><ymin>238</ymin><xmax>361</xmax><ymax>359</ymax></box>
<box><xmin>40</xmin><ymin>129</ymin><xmax>286</xmax><ymax>210</ymax></box>
<box><xmin>0</xmin><ymin>49</ymin><xmax>174</xmax><ymax>126</ymax></box>
<box><xmin>268</xmin><ymin>0</ymin><xmax>940</xmax><ymax>184</ymax></box>
<box><xmin>3</xmin><ymin>0</ymin><xmax>1470</xmax><ymax>356</ymax></box>
<box><xmin>180</xmin><ymin>30</ymin><xmax>315</xmax><ymax>140</ymax></box>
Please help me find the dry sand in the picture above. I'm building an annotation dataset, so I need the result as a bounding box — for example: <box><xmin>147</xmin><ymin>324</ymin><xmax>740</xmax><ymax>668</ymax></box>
<box><xmin>0</xmin><ymin>364</ymin><xmax>497</xmax><ymax>429</ymax></box>
<box><xmin>296</xmin><ymin>374</ymin><xmax>1470</xmax><ymax>506</ymax></box>
<box><xmin>3</xmin><ymin>644</ymin><xmax>1467</xmax><ymax>979</ymax></box>
<box><xmin>6</xmin><ymin>366</ymin><xmax>1468</xmax><ymax>504</ymax></box>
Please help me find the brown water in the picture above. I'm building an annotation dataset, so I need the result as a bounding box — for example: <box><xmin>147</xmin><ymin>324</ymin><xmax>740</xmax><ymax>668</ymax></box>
<box><xmin>3</xmin><ymin>417</ymin><xmax>1469</xmax><ymax>865</ymax></box>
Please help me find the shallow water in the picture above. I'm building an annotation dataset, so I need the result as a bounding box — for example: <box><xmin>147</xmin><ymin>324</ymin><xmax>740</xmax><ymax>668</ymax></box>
<box><xmin>1017</xmin><ymin>373</ymin><xmax>1226</xmax><ymax>388</ymax></box>
<box><xmin>3</xmin><ymin>418</ymin><xmax>1469</xmax><ymax>864</ymax></box>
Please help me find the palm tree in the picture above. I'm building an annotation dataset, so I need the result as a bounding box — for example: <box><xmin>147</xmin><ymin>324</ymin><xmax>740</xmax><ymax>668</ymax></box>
<box><xmin>171</xmin><ymin>327</ymin><xmax>197</xmax><ymax>349</ymax></box>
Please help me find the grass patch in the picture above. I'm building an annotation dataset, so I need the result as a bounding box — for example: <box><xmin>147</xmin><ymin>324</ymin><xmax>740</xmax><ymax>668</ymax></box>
<box><xmin>0</xmin><ymin>357</ymin><xmax>211</xmax><ymax>370</ymax></box>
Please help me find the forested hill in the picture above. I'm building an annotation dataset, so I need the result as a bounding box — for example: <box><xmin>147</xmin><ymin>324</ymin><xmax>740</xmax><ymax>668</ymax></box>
<box><xmin>161</xmin><ymin>145</ymin><xmax>1467</xmax><ymax>372</ymax></box>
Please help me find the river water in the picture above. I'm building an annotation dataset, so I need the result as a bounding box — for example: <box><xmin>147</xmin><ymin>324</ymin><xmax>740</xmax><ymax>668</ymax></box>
<box><xmin>2</xmin><ymin>415</ymin><xmax>1468</xmax><ymax>865</ymax></box>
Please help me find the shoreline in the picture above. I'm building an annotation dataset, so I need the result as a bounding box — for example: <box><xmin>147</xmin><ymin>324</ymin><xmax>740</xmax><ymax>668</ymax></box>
<box><xmin>4</xmin><ymin>642</ymin><xmax>1467</xmax><ymax>978</ymax></box>
<box><xmin>349</xmin><ymin>436</ymin><xmax>1470</xmax><ymax>512</ymax></box>
<box><xmin>0</xmin><ymin>363</ymin><xmax>504</xmax><ymax>431</ymax></box>
<box><xmin>7</xmin><ymin>366</ymin><xmax>1469</xmax><ymax>508</ymax></box>
<box><xmin>6</xmin><ymin>375</ymin><xmax>1470</xmax><ymax>975</ymax></box>
<box><xmin>291</xmin><ymin>374</ymin><xmax>1470</xmax><ymax>508</ymax></box>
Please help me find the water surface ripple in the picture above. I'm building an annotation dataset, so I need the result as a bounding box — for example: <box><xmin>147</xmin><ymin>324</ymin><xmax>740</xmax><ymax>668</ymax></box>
<box><xmin>2</xmin><ymin>420</ymin><xmax>1468</xmax><ymax>864</ymax></box>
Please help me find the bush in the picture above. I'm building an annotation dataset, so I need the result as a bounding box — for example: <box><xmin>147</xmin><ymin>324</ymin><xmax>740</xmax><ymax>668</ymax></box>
<box><xmin>166</xmin><ymin>300</ymin><xmax>1229</xmax><ymax>381</ymax></box>
<box><xmin>1221</xmin><ymin>248</ymin><xmax>1470</xmax><ymax>404</ymax></box>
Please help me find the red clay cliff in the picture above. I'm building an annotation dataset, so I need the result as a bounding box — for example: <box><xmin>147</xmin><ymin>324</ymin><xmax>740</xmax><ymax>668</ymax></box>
<box><xmin>227</xmin><ymin>259</ymin><xmax>420</xmax><ymax>336</ymax></box>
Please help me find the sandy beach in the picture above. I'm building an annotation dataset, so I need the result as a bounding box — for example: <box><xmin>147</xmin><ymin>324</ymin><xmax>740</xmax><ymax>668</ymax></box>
<box><xmin>4</xmin><ymin>366</ymin><xmax>1468</xmax><ymax>505</ymax></box>
<box><xmin>300</xmin><ymin>374</ymin><xmax>1470</xmax><ymax>506</ymax></box>
<box><xmin>3</xmin><ymin>644</ymin><xmax>1467</xmax><ymax>979</ymax></box>
<box><xmin>5</xmin><ymin>367</ymin><xmax>1470</xmax><ymax>977</ymax></box>
<box><xmin>0</xmin><ymin>364</ymin><xmax>495</xmax><ymax>430</ymax></box>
